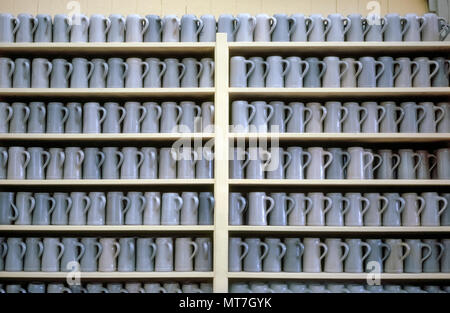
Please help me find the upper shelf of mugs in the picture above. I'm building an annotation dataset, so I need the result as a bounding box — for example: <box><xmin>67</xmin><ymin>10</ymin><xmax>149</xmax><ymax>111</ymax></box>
<box><xmin>0</xmin><ymin>42</ymin><xmax>216</xmax><ymax>58</ymax></box>
<box><xmin>227</xmin><ymin>42</ymin><xmax>450</xmax><ymax>57</ymax></box>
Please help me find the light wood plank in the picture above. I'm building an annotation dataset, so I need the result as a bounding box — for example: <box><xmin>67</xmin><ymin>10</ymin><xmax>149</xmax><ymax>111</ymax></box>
<box><xmin>136</xmin><ymin>0</ymin><xmax>162</xmax><ymax>16</ymax></box>
<box><xmin>12</xmin><ymin>0</ymin><xmax>39</xmax><ymax>15</ymax></box>
<box><xmin>234</xmin><ymin>0</ymin><xmax>263</xmax><ymax>15</ymax></box>
<box><xmin>111</xmin><ymin>0</ymin><xmax>137</xmax><ymax>15</ymax></box>
<box><xmin>0</xmin><ymin>179</ymin><xmax>214</xmax><ymax>187</ymax></box>
<box><xmin>186</xmin><ymin>0</ymin><xmax>212</xmax><ymax>16</ymax></box>
<box><xmin>161</xmin><ymin>0</ymin><xmax>186</xmax><ymax>16</ymax></box>
<box><xmin>358</xmin><ymin>0</ymin><xmax>389</xmax><ymax>16</ymax></box>
<box><xmin>0</xmin><ymin>0</ymin><xmax>15</xmax><ymax>14</ymax></box>
<box><xmin>311</xmin><ymin>0</ymin><xmax>337</xmax><ymax>16</ymax></box>
<box><xmin>227</xmin><ymin>272</ymin><xmax>450</xmax><ymax>280</ymax></box>
<box><xmin>388</xmin><ymin>0</ymin><xmax>428</xmax><ymax>15</ymax></box>
<box><xmin>86</xmin><ymin>0</ymin><xmax>113</xmax><ymax>15</ymax></box>
<box><xmin>261</xmin><ymin>0</ymin><xmax>312</xmax><ymax>15</ymax></box>
<box><xmin>229</xmin><ymin>179</ymin><xmax>450</xmax><ymax>187</ymax></box>
<box><xmin>0</xmin><ymin>225</ymin><xmax>214</xmax><ymax>233</ymax></box>
<box><xmin>337</xmin><ymin>0</ymin><xmax>359</xmax><ymax>16</ymax></box>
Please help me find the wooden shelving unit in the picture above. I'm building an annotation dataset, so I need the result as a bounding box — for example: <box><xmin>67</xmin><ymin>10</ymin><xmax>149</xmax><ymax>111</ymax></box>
<box><xmin>0</xmin><ymin>34</ymin><xmax>449</xmax><ymax>292</ymax></box>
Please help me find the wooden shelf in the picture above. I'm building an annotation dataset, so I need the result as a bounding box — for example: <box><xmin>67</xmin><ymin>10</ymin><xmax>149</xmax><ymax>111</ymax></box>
<box><xmin>0</xmin><ymin>42</ymin><xmax>215</xmax><ymax>57</ymax></box>
<box><xmin>227</xmin><ymin>272</ymin><xmax>450</xmax><ymax>281</ymax></box>
<box><xmin>0</xmin><ymin>271</ymin><xmax>214</xmax><ymax>280</ymax></box>
<box><xmin>0</xmin><ymin>133</ymin><xmax>215</xmax><ymax>143</ymax></box>
<box><xmin>0</xmin><ymin>88</ymin><xmax>215</xmax><ymax>100</ymax></box>
<box><xmin>229</xmin><ymin>179</ymin><xmax>450</xmax><ymax>187</ymax></box>
<box><xmin>229</xmin><ymin>87</ymin><xmax>450</xmax><ymax>101</ymax></box>
<box><xmin>229</xmin><ymin>133</ymin><xmax>450</xmax><ymax>143</ymax></box>
<box><xmin>0</xmin><ymin>225</ymin><xmax>214</xmax><ymax>235</ymax></box>
<box><xmin>228</xmin><ymin>41</ymin><xmax>450</xmax><ymax>57</ymax></box>
<box><xmin>0</xmin><ymin>179</ymin><xmax>214</xmax><ymax>187</ymax></box>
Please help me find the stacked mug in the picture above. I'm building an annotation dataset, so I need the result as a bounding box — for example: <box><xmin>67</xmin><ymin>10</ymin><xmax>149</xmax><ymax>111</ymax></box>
<box><xmin>1</xmin><ymin>13</ymin><xmax>448</xmax><ymax>43</ymax></box>
<box><xmin>230</xmin><ymin>55</ymin><xmax>450</xmax><ymax>88</ymax></box>
<box><xmin>0</xmin><ymin>281</ymin><xmax>213</xmax><ymax>293</ymax></box>
<box><xmin>231</xmin><ymin>101</ymin><xmax>450</xmax><ymax>133</ymax></box>
<box><xmin>229</xmin><ymin>192</ymin><xmax>449</xmax><ymax>227</ymax></box>
<box><xmin>0</xmin><ymin>57</ymin><xmax>214</xmax><ymax>88</ymax></box>
<box><xmin>229</xmin><ymin>281</ymin><xmax>450</xmax><ymax>293</ymax></box>
<box><xmin>0</xmin><ymin>101</ymin><xmax>215</xmax><ymax>133</ymax></box>
<box><xmin>229</xmin><ymin>237</ymin><xmax>450</xmax><ymax>273</ymax></box>
<box><xmin>229</xmin><ymin>146</ymin><xmax>450</xmax><ymax>179</ymax></box>
<box><xmin>0</xmin><ymin>191</ymin><xmax>214</xmax><ymax>226</ymax></box>
<box><xmin>1</xmin><ymin>236</ymin><xmax>212</xmax><ymax>273</ymax></box>
<box><xmin>1</xmin><ymin>145</ymin><xmax>214</xmax><ymax>180</ymax></box>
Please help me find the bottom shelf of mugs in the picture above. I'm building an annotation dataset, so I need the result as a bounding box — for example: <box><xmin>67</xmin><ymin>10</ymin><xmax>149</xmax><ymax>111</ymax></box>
<box><xmin>0</xmin><ymin>272</ymin><xmax>214</xmax><ymax>280</ymax></box>
<box><xmin>227</xmin><ymin>272</ymin><xmax>450</xmax><ymax>280</ymax></box>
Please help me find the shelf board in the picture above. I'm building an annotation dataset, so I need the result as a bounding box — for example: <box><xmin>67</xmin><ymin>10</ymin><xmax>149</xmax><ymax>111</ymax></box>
<box><xmin>227</xmin><ymin>272</ymin><xmax>450</xmax><ymax>281</ymax></box>
<box><xmin>229</xmin><ymin>87</ymin><xmax>450</xmax><ymax>100</ymax></box>
<box><xmin>0</xmin><ymin>88</ymin><xmax>215</xmax><ymax>100</ymax></box>
<box><xmin>0</xmin><ymin>133</ymin><xmax>215</xmax><ymax>143</ymax></box>
<box><xmin>228</xmin><ymin>41</ymin><xmax>450</xmax><ymax>57</ymax></box>
<box><xmin>0</xmin><ymin>42</ymin><xmax>215</xmax><ymax>57</ymax></box>
<box><xmin>228</xmin><ymin>226</ymin><xmax>450</xmax><ymax>236</ymax></box>
<box><xmin>0</xmin><ymin>271</ymin><xmax>214</xmax><ymax>280</ymax></box>
<box><xmin>0</xmin><ymin>225</ymin><xmax>214</xmax><ymax>235</ymax></box>
<box><xmin>229</xmin><ymin>179</ymin><xmax>450</xmax><ymax>186</ymax></box>
<box><xmin>229</xmin><ymin>133</ymin><xmax>450</xmax><ymax>143</ymax></box>
<box><xmin>0</xmin><ymin>179</ymin><xmax>214</xmax><ymax>187</ymax></box>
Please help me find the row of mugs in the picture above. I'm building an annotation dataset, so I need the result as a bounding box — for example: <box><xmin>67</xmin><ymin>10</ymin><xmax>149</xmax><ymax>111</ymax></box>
<box><xmin>229</xmin><ymin>237</ymin><xmax>450</xmax><ymax>273</ymax></box>
<box><xmin>0</xmin><ymin>57</ymin><xmax>214</xmax><ymax>88</ymax></box>
<box><xmin>0</xmin><ymin>191</ymin><xmax>214</xmax><ymax>226</ymax></box>
<box><xmin>229</xmin><ymin>192</ymin><xmax>450</xmax><ymax>227</ymax></box>
<box><xmin>229</xmin><ymin>282</ymin><xmax>450</xmax><ymax>293</ymax></box>
<box><xmin>229</xmin><ymin>146</ymin><xmax>450</xmax><ymax>180</ymax></box>
<box><xmin>231</xmin><ymin>101</ymin><xmax>450</xmax><ymax>133</ymax></box>
<box><xmin>230</xmin><ymin>55</ymin><xmax>449</xmax><ymax>88</ymax></box>
<box><xmin>1</xmin><ymin>13</ymin><xmax>448</xmax><ymax>43</ymax></box>
<box><xmin>0</xmin><ymin>146</ymin><xmax>213</xmax><ymax>180</ymax></box>
<box><xmin>220</xmin><ymin>13</ymin><xmax>450</xmax><ymax>42</ymax></box>
<box><xmin>0</xmin><ymin>281</ymin><xmax>213</xmax><ymax>293</ymax></box>
<box><xmin>0</xmin><ymin>236</ymin><xmax>212</xmax><ymax>272</ymax></box>
<box><xmin>0</xmin><ymin>101</ymin><xmax>215</xmax><ymax>134</ymax></box>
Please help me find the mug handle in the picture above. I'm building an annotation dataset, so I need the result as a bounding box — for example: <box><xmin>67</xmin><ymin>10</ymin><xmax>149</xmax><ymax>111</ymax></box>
<box><xmin>401</xmin><ymin>17</ymin><xmax>410</xmax><ymax>36</ymax></box>
<box><xmin>323</xmin><ymin>151</ymin><xmax>333</xmax><ymax>170</ymax></box>
<box><xmin>149</xmin><ymin>242</ymin><xmax>157</xmax><ymax>260</ymax></box>
<box><xmin>394</xmin><ymin>107</ymin><xmax>405</xmax><ymax>125</ymax></box>
<box><xmin>354</xmin><ymin>61</ymin><xmax>363</xmax><ymax>79</ymax></box>
<box><xmin>300</xmin><ymin>61</ymin><xmax>310</xmax><ymax>77</ymax></box>
<box><xmin>61</xmin><ymin>107</ymin><xmax>70</xmax><ymax>124</ymax></box>
<box><xmin>400</xmin><ymin>243</ymin><xmax>411</xmax><ymax>261</ymax></box>
<box><xmin>22</xmin><ymin>150</ymin><xmax>31</xmax><ymax>169</ymax></box>
<box><xmin>361</xmin><ymin>242</ymin><xmax>372</xmax><ymax>262</ymax></box>
<box><xmin>363</xmin><ymin>151</ymin><xmax>374</xmax><ymax>172</ymax></box>
<box><xmin>239</xmin><ymin>242</ymin><xmax>249</xmax><ymax>261</ymax></box>
<box><xmin>434</xmin><ymin>106</ymin><xmax>445</xmax><ymax>125</ymax></box>
<box><xmin>412</xmin><ymin>152</ymin><xmax>422</xmax><ymax>172</ymax></box>
<box><xmin>82</xmin><ymin>16</ymin><xmax>90</xmax><ymax>34</ymax></box>
<box><xmin>318</xmin><ymin>61</ymin><xmax>327</xmax><ymax>79</ymax></box>
<box><xmin>415</xmin><ymin>106</ymin><xmax>426</xmax><ymax>128</ymax></box>
<box><xmin>38</xmin><ymin>104</ymin><xmax>47</xmax><ymax>121</ymax></box>
<box><xmin>120</xmin><ymin>16</ymin><xmax>126</xmax><ymax>32</ymax></box>
<box><xmin>115</xmin><ymin>151</ymin><xmax>124</xmax><ymax>170</ymax></box>
<box><xmin>41</xmin><ymin>150</ymin><xmax>51</xmax><ymax>170</ymax></box>
<box><xmin>374</xmin><ymin>61</ymin><xmax>385</xmax><ymax>81</ymax></box>
<box><xmin>98</xmin><ymin>107</ymin><xmax>107</xmax><ymax>124</ymax></box>
<box><xmin>249</xmin><ymin>16</ymin><xmax>256</xmax><ymax>33</ymax></box>
<box><xmin>372</xmin><ymin>154</ymin><xmax>383</xmax><ymax>172</ymax></box>
<box><xmin>341</xmin><ymin>197</ymin><xmax>350</xmax><ymax>215</ymax></box>
<box><xmin>269</xmin><ymin>17</ymin><xmax>277</xmax><ymax>35</ymax></box>
<box><xmin>189</xmin><ymin>241</ymin><xmax>198</xmax><ymax>259</ymax></box>
<box><xmin>57</xmin><ymin>242</ymin><xmax>65</xmax><ymax>261</ymax></box>
<box><xmin>141</xmin><ymin>61</ymin><xmax>150</xmax><ymax>80</ymax></box>
<box><xmin>323</xmin><ymin>18</ymin><xmax>331</xmax><ymax>36</ymax></box>
<box><xmin>27</xmin><ymin>195</ymin><xmax>36</xmax><ymax>214</ymax></box>
<box><xmin>31</xmin><ymin>17</ymin><xmax>38</xmax><ymax>34</ymax></box>
<box><xmin>76</xmin><ymin>242</ymin><xmax>85</xmax><ymax>261</ymax></box>
<box><xmin>138</xmin><ymin>106</ymin><xmax>148</xmax><ymax>123</ymax></box>
<box><xmin>237</xmin><ymin>196</ymin><xmax>247</xmax><ymax>214</ymax></box>
<box><xmin>392</xmin><ymin>61</ymin><xmax>402</xmax><ymax>81</ymax></box>
<box><xmin>359</xmin><ymin>107</ymin><xmax>368</xmax><ymax>125</ymax></box>
<box><xmin>195</xmin><ymin>18</ymin><xmax>204</xmax><ymax>37</ymax></box>
<box><xmin>343</xmin><ymin>17</ymin><xmax>351</xmax><ymax>35</ymax></box>
<box><xmin>45</xmin><ymin>61</ymin><xmax>53</xmax><ymax>76</ymax></box>
<box><xmin>319</xmin><ymin>243</ymin><xmax>328</xmax><ymax>260</ymax></box>
<box><xmin>283</xmin><ymin>151</ymin><xmax>292</xmax><ymax>170</ymax></box>
<box><xmin>175</xmin><ymin>195</ymin><xmax>184</xmax><ymax>212</ymax></box>
<box><xmin>94</xmin><ymin>242</ymin><xmax>103</xmax><ymax>260</ymax></box>
<box><xmin>136</xmin><ymin>151</ymin><xmax>145</xmax><ymax>169</ymax></box>
<box><xmin>59</xmin><ymin>151</ymin><xmax>65</xmax><ymax>167</ymax></box>
<box><xmin>177</xmin><ymin>63</ymin><xmax>186</xmax><ymax>80</ymax></box>
<box><xmin>82</xmin><ymin>196</ymin><xmax>91</xmax><ymax>215</ymax></box>
<box><xmin>437</xmin><ymin>196</ymin><xmax>448</xmax><ymax>216</ymax></box>
<box><xmin>1</xmin><ymin>150</ymin><xmax>8</xmax><ymax>167</ymax></box>
<box><xmin>391</xmin><ymin>153</ymin><xmax>401</xmax><ymax>172</ymax></box>
<box><xmin>157</xmin><ymin>61</ymin><xmax>167</xmax><ymax>80</ymax></box>
<box><xmin>175</xmin><ymin>105</ymin><xmax>183</xmax><ymax>125</ymax></box>
<box><xmin>277</xmin><ymin>242</ymin><xmax>287</xmax><ymax>259</ymax></box>
<box><xmin>12</xmin><ymin>17</ymin><xmax>20</xmax><ymax>35</ymax></box>
<box><xmin>1</xmin><ymin>242</ymin><xmax>8</xmax><ymax>258</ymax></box>
<box><xmin>264</xmin><ymin>196</ymin><xmax>275</xmax><ymax>217</ymax></box>
<box><xmin>304</xmin><ymin>196</ymin><xmax>313</xmax><ymax>216</ymax></box>
<box><xmin>376</xmin><ymin>106</ymin><xmax>386</xmax><ymax>124</ymax></box>
<box><xmin>86</xmin><ymin>61</ymin><xmax>94</xmax><ymax>80</ymax></box>
<box><xmin>65</xmin><ymin>196</ymin><xmax>73</xmax><ymax>215</ymax></box>
<box><xmin>288</xmin><ymin>17</ymin><xmax>296</xmax><ymax>35</ymax></box>
<box><xmin>397</xmin><ymin>197</ymin><xmax>406</xmax><ymax>214</ymax></box>
<box><xmin>303</xmin><ymin>107</ymin><xmax>313</xmax><ymax>126</ymax></box>
<box><xmin>121</xmin><ymin>62</ymin><xmax>129</xmax><ymax>79</ymax></box>
<box><xmin>435</xmin><ymin>242</ymin><xmax>445</xmax><ymax>261</ymax></box>
<box><xmin>247</xmin><ymin>104</ymin><xmax>256</xmax><ymax>124</ymax></box>
<box><xmin>7</xmin><ymin>60</ymin><xmax>15</xmax><ymax>78</ymax></box>
<box><xmin>37</xmin><ymin>240</ymin><xmax>44</xmax><ymax>257</ymax></box>
<box><xmin>428</xmin><ymin>154</ymin><xmax>437</xmax><ymax>173</ymax></box>
<box><xmin>19</xmin><ymin>241</ymin><xmax>27</xmax><ymax>259</ymax></box>
<box><xmin>320</xmin><ymin>106</ymin><xmax>327</xmax><ymax>123</ymax></box>
<box><xmin>323</xmin><ymin>196</ymin><xmax>332</xmax><ymax>214</ymax></box>
<box><xmin>338</xmin><ymin>61</ymin><xmax>349</xmax><ymax>79</ymax></box>
<box><xmin>281</xmin><ymin>59</ymin><xmax>290</xmax><ymax>77</ymax></box>
<box><xmin>411</xmin><ymin>61</ymin><xmax>420</xmax><ymax>80</ymax></box>
<box><xmin>118</xmin><ymin>107</ymin><xmax>127</xmax><ymax>124</ymax></box>
<box><xmin>5</xmin><ymin>105</ymin><xmax>13</xmax><ymax>123</ymax></box>
<box><xmin>139</xmin><ymin>195</ymin><xmax>146</xmax><ymax>213</ymax></box>
<box><xmin>302</xmin><ymin>151</ymin><xmax>312</xmax><ymax>170</ymax></box>
<box><xmin>113</xmin><ymin>242</ymin><xmax>121</xmax><ymax>259</ymax></box>
<box><xmin>244</xmin><ymin>60</ymin><xmax>256</xmax><ymax>79</ymax></box>
<box><xmin>23</xmin><ymin>106</ymin><xmax>30</xmax><ymax>122</ymax></box>
<box><xmin>97</xmin><ymin>151</ymin><xmax>105</xmax><ymax>168</ymax></box>
<box><xmin>420</xmin><ymin>243</ymin><xmax>432</xmax><ymax>263</ymax></box>
<box><xmin>381</xmin><ymin>243</ymin><xmax>391</xmax><ymax>262</ymax></box>
<box><xmin>339</xmin><ymin>106</ymin><xmax>349</xmax><ymax>124</ymax></box>
<box><xmin>360</xmin><ymin>196</ymin><xmax>370</xmax><ymax>216</ymax></box>
<box><xmin>285</xmin><ymin>196</ymin><xmax>295</xmax><ymax>216</ymax></box>
<box><xmin>241</xmin><ymin>151</ymin><xmax>251</xmax><ymax>171</ymax></box>
<box><xmin>101</xmin><ymin>62</ymin><xmax>109</xmax><ymax>79</ymax></box>
<box><xmin>305</xmin><ymin>17</ymin><xmax>313</xmax><ymax>36</ymax></box>
<box><xmin>195</xmin><ymin>61</ymin><xmax>204</xmax><ymax>79</ymax></box>
<box><xmin>428</xmin><ymin>60</ymin><xmax>439</xmax><ymax>80</ymax></box>
<box><xmin>104</xmin><ymin>17</ymin><xmax>111</xmax><ymax>34</ymax></box>
<box><xmin>259</xmin><ymin>242</ymin><xmax>269</xmax><ymax>260</ymax></box>
<box><xmin>232</xmin><ymin>17</ymin><xmax>240</xmax><ymax>36</ymax></box>
<box><xmin>121</xmin><ymin>196</ymin><xmax>131</xmax><ymax>215</ymax></box>
<box><xmin>339</xmin><ymin>242</ymin><xmax>350</xmax><ymax>261</ymax></box>
<box><xmin>140</xmin><ymin>17</ymin><xmax>149</xmax><ymax>35</ymax></box>
<box><xmin>9</xmin><ymin>201</ymin><xmax>19</xmax><ymax>222</ymax></box>
<box><xmin>65</xmin><ymin>62</ymin><xmax>74</xmax><ymax>80</ymax></box>
<box><xmin>264</xmin><ymin>104</ymin><xmax>274</xmax><ymax>123</ymax></box>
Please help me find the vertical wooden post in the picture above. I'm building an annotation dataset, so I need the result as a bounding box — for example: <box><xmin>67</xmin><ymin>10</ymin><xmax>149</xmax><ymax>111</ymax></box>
<box><xmin>213</xmin><ymin>32</ymin><xmax>229</xmax><ymax>293</ymax></box>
